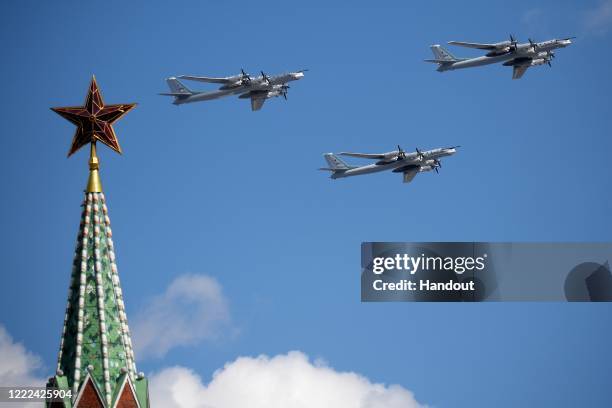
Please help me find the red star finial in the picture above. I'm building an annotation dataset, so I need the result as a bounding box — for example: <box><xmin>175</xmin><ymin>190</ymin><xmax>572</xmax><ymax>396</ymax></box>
<box><xmin>51</xmin><ymin>76</ymin><xmax>136</xmax><ymax>157</ymax></box>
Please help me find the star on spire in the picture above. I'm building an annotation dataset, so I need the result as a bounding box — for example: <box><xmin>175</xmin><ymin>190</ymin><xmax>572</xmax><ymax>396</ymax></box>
<box><xmin>51</xmin><ymin>75</ymin><xmax>136</xmax><ymax>157</ymax></box>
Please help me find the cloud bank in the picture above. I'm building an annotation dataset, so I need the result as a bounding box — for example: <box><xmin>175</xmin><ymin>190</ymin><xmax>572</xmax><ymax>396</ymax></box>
<box><xmin>0</xmin><ymin>325</ymin><xmax>46</xmax><ymax>407</ymax></box>
<box><xmin>149</xmin><ymin>351</ymin><xmax>425</xmax><ymax>408</ymax></box>
<box><xmin>132</xmin><ymin>274</ymin><xmax>234</xmax><ymax>359</ymax></box>
<box><xmin>0</xmin><ymin>325</ymin><xmax>45</xmax><ymax>387</ymax></box>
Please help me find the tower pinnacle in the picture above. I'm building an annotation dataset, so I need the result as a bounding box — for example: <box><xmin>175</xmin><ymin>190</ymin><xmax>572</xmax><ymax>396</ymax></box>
<box><xmin>47</xmin><ymin>77</ymin><xmax>148</xmax><ymax>408</ymax></box>
<box><xmin>87</xmin><ymin>143</ymin><xmax>103</xmax><ymax>193</ymax></box>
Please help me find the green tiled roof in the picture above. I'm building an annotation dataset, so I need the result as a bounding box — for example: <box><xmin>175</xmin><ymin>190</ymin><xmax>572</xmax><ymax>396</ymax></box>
<box><xmin>53</xmin><ymin>191</ymin><xmax>147</xmax><ymax>407</ymax></box>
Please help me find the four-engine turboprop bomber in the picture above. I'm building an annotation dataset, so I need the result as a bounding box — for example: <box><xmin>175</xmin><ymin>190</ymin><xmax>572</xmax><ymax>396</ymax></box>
<box><xmin>159</xmin><ymin>69</ymin><xmax>306</xmax><ymax>111</ymax></box>
<box><xmin>320</xmin><ymin>146</ymin><xmax>459</xmax><ymax>184</ymax></box>
<box><xmin>425</xmin><ymin>35</ymin><xmax>574</xmax><ymax>79</ymax></box>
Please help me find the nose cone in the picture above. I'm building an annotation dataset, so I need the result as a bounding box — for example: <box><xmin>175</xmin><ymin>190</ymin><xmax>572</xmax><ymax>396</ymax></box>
<box><xmin>293</xmin><ymin>72</ymin><xmax>305</xmax><ymax>80</ymax></box>
<box><xmin>561</xmin><ymin>39</ymin><xmax>572</xmax><ymax>47</ymax></box>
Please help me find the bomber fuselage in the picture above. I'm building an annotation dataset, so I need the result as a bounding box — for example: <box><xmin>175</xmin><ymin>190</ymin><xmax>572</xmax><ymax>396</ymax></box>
<box><xmin>438</xmin><ymin>39</ymin><xmax>572</xmax><ymax>72</ymax></box>
<box><xmin>332</xmin><ymin>148</ymin><xmax>457</xmax><ymax>179</ymax></box>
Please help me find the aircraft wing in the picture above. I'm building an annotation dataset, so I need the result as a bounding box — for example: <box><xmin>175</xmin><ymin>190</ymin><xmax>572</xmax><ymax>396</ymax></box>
<box><xmin>448</xmin><ymin>41</ymin><xmax>499</xmax><ymax>50</ymax></box>
<box><xmin>251</xmin><ymin>97</ymin><xmax>266</xmax><ymax>111</ymax></box>
<box><xmin>402</xmin><ymin>168</ymin><xmax>419</xmax><ymax>183</ymax></box>
<box><xmin>339</xmin><ymin>152</ymin><xmax>387</xmax><ymax>159</ymax></box>
<box><xmin>512</xmin><ymin>65</ymin><xmax>529</xmax><ymax>80</ymax></box>
<box><xmin>178</xmin><ymin>75</ymin><xmax>234</xmax><ymax>84</ymax></box>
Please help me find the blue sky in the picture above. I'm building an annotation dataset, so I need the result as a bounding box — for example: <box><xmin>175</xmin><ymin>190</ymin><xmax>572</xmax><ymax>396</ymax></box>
<box><xmin>1</xmin><ymin>0</ymin><xmax>612</xmax><ymax>407</ymax></box>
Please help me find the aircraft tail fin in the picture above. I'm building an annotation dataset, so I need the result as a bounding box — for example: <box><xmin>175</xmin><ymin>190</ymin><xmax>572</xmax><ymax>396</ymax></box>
<box><xmin>319</xmin><ymin>153</ymin><xmax>353</xmax><ymax>172</ymax></box>
<box><xmin>159</xmin><ymin>77</ymin><xmax>194</xmax><ymax>104</ymax></box>
<box><xmin>163</xmin><ymin>77</ymin><xmax>193</xmax><ymax>96</ymax></box>
<box><xmin>426</xmin><ymin>45</ymin><xmax>460</xmax><ymax>63</ymax></box>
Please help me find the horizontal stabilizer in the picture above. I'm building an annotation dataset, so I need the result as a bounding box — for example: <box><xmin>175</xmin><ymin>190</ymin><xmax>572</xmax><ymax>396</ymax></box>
<box><xmin>158</xmin><ymin>92</ymin><xmax>191</xmax><ymax>97</ymax></box>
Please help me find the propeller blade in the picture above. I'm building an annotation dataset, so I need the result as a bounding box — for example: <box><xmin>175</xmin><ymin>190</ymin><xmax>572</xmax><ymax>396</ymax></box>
<box><xmin>396</xmin><ymin>145</ymin><xmax>406</xmax><ymax>159</ymax></box>
<box><xmin>509</xmin><ymin>34</ymin><xmax>518</xmax><ymax>49</ymax></box>
<box><xmin>528</xmin><ymin>38</ymin><xmax>537</xmax><ymax>51</ymax></box>
<box><xmin>240</xmin><ymin>69</ymin><xmax>251</xmax><ymax>84</ymax></box>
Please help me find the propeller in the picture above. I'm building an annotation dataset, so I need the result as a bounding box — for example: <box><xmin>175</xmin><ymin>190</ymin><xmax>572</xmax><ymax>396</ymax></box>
<box><xmin>280</xmin><ymin>84</ymin><xmax>290</xmax><ymax>100</ymax></box>
<box><xmin>528</xmin><ymin>38</ymin><xmax>538</xmax><ymax>52</ymax></box>
<box><xmin>509</xmin><ymin>34</ymin><xmax>518</xmax><ymax>51</ymax></box>
<box><xmin>240</xmin><ymin>68</ymin><xmax>252</xmax><ymax>85</ymax></box>
<box><xmin>432</xmin><ymin>159</ymin><xmax>442</xmax><ymax>174</ymax></box>
<box><xmin>396</xmin><ymin>145</ymin><xmax>406</xmax><ymax>160</ymax></box>
<box><xmin>416</xmin><ymin>147</ymin><xmax>425</xmax><ymax>161</ymax></box>
<box><xmin>545</xmin><ymin>51</ymin><xmax>555</xmax><ymax>67</ymax></box>
<box><xmin>261</xmin><ymin>71</ymin><xmax>271</xmax><ymax>85</ymax></box>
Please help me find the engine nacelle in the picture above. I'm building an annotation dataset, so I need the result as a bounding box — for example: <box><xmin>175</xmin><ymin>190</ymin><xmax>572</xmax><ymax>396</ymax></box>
<box><xmin>219</xmin><ymin>82</ymin><xmax>242</xmax><ymax>91</ymax></box>
<box><xmin>530</xmin><ymin>58</ymin><xmax>546</xmax><ymax>66</ymax></box>
<box><xmin>485</xmin><ymin>47</ymin><xmax>511</xmax><ymax>57</ymax></box>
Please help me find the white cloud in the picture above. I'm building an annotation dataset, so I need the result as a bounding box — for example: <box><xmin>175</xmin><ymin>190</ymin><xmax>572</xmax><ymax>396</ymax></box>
<box><xmin>0</xmin><ymin>325</ymin><xmax>45</xmax><ymax>387</ymax></box>
<box><xmin>149</xmin><ymin>351</ymin><xmax>425</xmax><ymax>408</ymax></box>
<box><xmin>0</xmin><ymin>325</ymin><xmax>46</xmax><ymax>407</ymax></box>
<box><xmin>584</xmin><ymin>0</ymin><xmax>612</xmax><ymax>34</ymax></box>
<box><xmin>132</xmin><ymin>274</ymin><xmax>234</xmax><ymax>359</ymax></box>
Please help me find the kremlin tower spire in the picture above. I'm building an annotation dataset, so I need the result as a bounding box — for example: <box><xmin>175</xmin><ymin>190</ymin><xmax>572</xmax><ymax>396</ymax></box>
<box><xmin>46</xmin><ymin>77</ymin><xmax>149</xmax><ymax>407</ymax></box>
